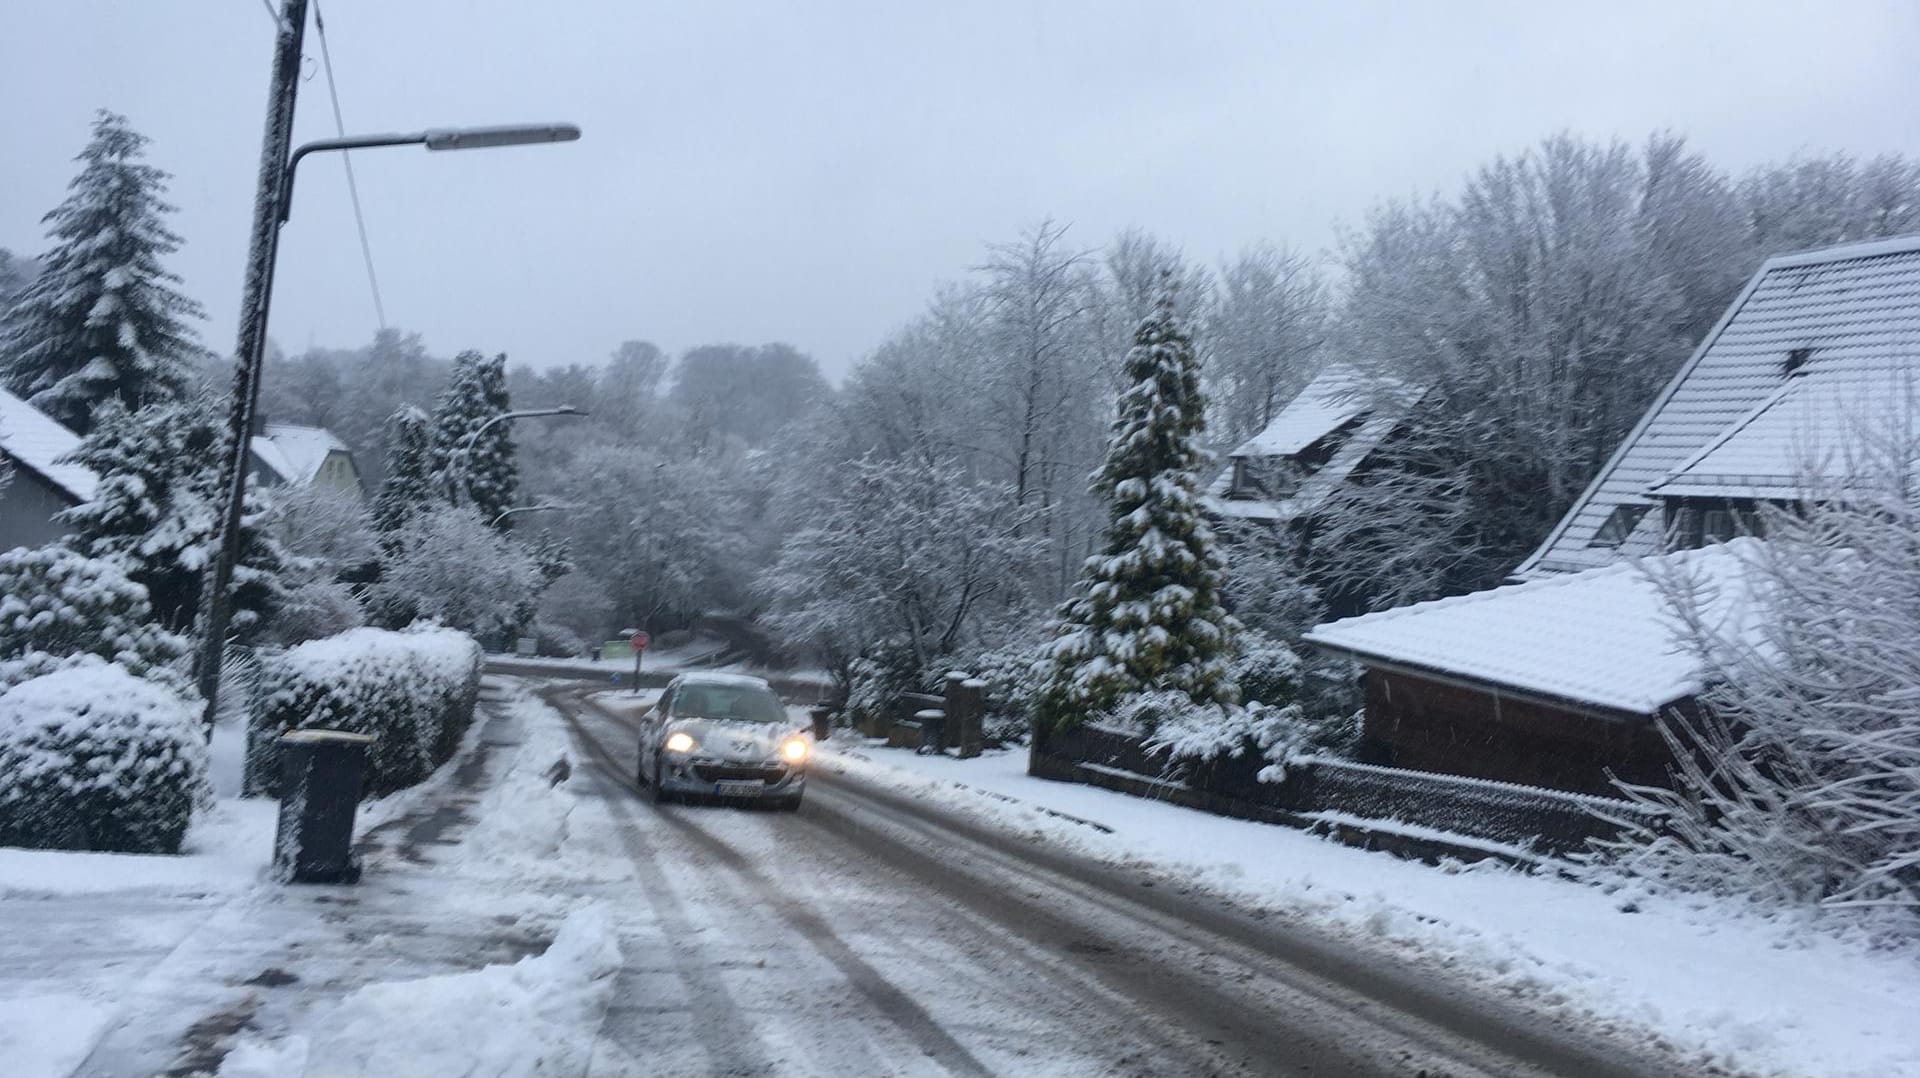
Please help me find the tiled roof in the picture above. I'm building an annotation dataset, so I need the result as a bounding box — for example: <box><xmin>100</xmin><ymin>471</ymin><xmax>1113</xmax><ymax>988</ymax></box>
<box><xmin>1517</xmin><ymin>233</ymin><xmax>1920</xmax><ymax>576</ymax></box>
<box><xmin>1306</xmin><ymin>540</ymin><xmax>1763</xmax><ymax>715</ymax></box>
<box><xmin>0</xmin><ymin>388</ymin><xmax>98</xmax><ymax>503</ymax></box>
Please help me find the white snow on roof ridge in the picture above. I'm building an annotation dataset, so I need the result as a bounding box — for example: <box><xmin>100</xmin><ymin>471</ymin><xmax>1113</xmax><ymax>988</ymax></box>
<box><xmin>0</xmin><ymin>387</ymin><xmax>98</xmax><ymax>503</ymax></box>
<box><xmin>1306</xmin><ymin>540</ymin><xmax>1764</xmax><ymax>714</ymax></box>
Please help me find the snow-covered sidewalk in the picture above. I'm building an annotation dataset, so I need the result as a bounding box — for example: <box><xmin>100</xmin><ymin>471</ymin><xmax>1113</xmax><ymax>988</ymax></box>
<box><xmin>0</xmin><ymin>678</ymin><xmax>621</xmax><ymax>1078</ymax></box>
<box><xmin>823</xmin><ymin>742</ymin><xmax>1920</xmax><ymax>1078</ymax></box>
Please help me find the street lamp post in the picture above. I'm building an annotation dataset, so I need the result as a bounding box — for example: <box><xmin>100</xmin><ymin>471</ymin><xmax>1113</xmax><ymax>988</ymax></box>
<box><xmin>193</xmin><ymin>0</ymin><xmax>580</xmax><ymax>729</ymax></box>
<box><xmin>444</xmin><ymin>406</ymin><xmax>587</xmax><ymax>506</ymax></box>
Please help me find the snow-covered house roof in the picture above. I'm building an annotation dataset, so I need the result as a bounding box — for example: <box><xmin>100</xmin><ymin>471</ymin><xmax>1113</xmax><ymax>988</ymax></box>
<box><xmin>0</xmin><ymin>387</ymin><xmax>98</xmax><ymax>503</ymax></box>
<box><xmin>1205</xmin><ymin>364</ymin><xmax>1411</xmax><ymax>523</ymax></box>
<box><xmin>1518</xmin><ymin>233</ymin><xmax>1920</xmax><ymax>577</ymax></box>
<box><xmin>1227</xmin><ymin>365</ymin><xmax>1370</xmax><ymax>459</ymax></box>
<box><xmin>1305</xmin><ymin>540</ymin><xmax>1763</xmax><ymax>716</ymax></box>
<box><xmin>250</xmin><ymin>423</ymin><xmax>358</xmax><ymax>490</ymax></box>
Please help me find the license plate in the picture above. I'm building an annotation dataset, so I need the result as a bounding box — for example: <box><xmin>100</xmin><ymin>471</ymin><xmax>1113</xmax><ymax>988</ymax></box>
<box><xmin>714</xmin><ymin>780</ymin><xmax>763</xmax><ymax>794</ymax></box>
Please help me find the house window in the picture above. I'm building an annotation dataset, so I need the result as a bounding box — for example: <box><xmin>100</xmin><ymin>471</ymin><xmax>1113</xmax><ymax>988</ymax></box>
<box><xmin>1587</xmin><ymin>504</ymin><xmax>1650</xmax><ymax>548</ymax></box>
<box><xmin>1230</xmin><ymin>458</ymin><xmax>1251</xmax><ymax>497</ymax></box>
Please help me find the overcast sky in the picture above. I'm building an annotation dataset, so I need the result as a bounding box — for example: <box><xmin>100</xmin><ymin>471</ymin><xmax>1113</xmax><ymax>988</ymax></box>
<box><xmin>4</xmin><ymin>2</ymin><xmax>1919</xmax><ymax>380</ymax></box>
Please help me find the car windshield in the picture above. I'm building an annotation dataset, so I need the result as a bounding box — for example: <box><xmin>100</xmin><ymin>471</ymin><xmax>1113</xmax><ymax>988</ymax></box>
<box><xmin>670</xmin><ymin>684</ymin><xmax>785</xmax><ymax>724</ymax></box>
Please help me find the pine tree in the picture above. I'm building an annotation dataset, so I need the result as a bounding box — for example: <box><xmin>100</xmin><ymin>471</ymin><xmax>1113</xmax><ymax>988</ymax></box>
<box><xmin>431</xmin><ymin>351</ymin><xmax>518</xmax><ymax>528</ymax></box>
<box><xmin>1033</xmin><ymin>279</ymin><xmax>1238</xmax><ymax>731</ymax></box>
<box><xmin>0</xmin><ymin>112</ymin><xmax>212</xmax><ymax>433</ymax></box>
<box><xmin>371</xmin><ymin>405</ymin><xmax>439</xmax><ymax>534</ymax></box>
<box><xmin>59</xmin><ymin>398</ymin><xmax>284</xmax><ymax>638</ymax></box>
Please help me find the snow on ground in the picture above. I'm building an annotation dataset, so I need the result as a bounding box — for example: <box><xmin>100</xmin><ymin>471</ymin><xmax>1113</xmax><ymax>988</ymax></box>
<box><xmin>218</xmin><ymin>905</ymin><xmax>621</xmax><ymax>1078</ymax></box>
<box><xmin>0</xmin><ymin>678</ymin><xmax>612</xmax><ymax>1077</ymax></box>
<box><xmin>824</xmin><ymin>742</ymin><xmax>1920</xmax><ymax>1078</ymax></box>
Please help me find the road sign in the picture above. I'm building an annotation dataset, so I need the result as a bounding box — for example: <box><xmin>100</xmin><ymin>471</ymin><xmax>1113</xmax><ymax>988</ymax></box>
<box><xmin>630</xmin><ymin>631</ymin><xmax>651</xmax><ymax>651</ymax></box>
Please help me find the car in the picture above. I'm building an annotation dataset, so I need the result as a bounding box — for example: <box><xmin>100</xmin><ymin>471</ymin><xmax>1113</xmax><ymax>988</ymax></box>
<box><xmin>636</xmin><ymin>672</ymin><xmax>810</xmax><ymax>810</ymax></box>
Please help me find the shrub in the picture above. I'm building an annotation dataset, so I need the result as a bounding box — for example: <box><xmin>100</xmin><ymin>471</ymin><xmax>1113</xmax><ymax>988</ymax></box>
<box><xmin>246</xmin><ymin>625</ymin><xmax>483</xmax><ymax>798</ymax></box>
<box><xmin>0</xmin><ymin>660</ymin><xmax>210</xmax><ymax>854</ymax></box>
<box><xmin>0</xmin><ymin>545</ymin><xmax>189</xmax><ymax>692</ymax></box>
<box><xmin>957</xmin><ymin>639</ymin><xmax>1048</xmax><ymax>747</ymax></box>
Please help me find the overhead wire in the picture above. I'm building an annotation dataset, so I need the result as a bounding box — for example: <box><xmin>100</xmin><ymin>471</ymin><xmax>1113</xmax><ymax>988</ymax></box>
<box><xmin>311</xmin><ymin>0</ymin><xmax>390</xmax><ymax>330</ymax></box>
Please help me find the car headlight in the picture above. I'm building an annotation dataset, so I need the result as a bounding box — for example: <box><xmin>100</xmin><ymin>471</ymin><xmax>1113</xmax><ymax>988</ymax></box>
<box><xmin>664</xmin><ymin>731</ymin><xmax>697</xmax><ymax>754</ymax></box>
<box><xmin>779</xmin><ymin>737</ymin><xmax>809</xmax><ymax>764</ymax></box>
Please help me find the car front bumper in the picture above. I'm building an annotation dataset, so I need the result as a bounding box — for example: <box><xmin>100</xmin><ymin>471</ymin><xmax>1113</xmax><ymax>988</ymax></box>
<box><xmin>658</xmin><ymin>754</ymin><xmax>806</xmax><ymax>799</ymax></box>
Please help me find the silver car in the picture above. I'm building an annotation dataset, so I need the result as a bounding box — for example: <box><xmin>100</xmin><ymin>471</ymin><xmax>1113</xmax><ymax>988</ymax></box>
<box><xmin>637</xmin><ymin>673</ymin><xmax>810</xmax><ymax>810</ymax></box>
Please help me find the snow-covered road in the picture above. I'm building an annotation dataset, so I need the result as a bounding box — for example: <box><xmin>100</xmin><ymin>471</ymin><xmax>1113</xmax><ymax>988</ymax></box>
<box><xmin>545</xmin><ymin>682</ymin><xmax>1679</xmax><ymax>1078</ymax></box>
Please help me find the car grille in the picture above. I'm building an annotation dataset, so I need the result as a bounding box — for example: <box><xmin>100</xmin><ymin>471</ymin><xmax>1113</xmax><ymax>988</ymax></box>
<box><xmin>692</xmin><ymin>762</ymin><xmax>788</xmax><ymax>784</ymax></box>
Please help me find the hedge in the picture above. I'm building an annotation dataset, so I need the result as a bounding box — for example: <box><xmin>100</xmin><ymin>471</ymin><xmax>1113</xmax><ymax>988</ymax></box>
<box><xmin>246</xmin><ymin>625</ymin><xmax>483</xmax><ymax>798</ymax></box>
<box><xmin>0</xmin><ymin>660</ymin><xmax>210</xmax><ymax>854</ymax></box>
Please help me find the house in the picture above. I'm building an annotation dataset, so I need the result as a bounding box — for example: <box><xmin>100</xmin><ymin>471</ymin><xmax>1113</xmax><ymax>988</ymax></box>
<box><xmin>1305</xmin><ymin>540</ymin><xmax>1760</xmax><ymax>795</ymax></box>
<box><xmin>1306</xmin><ymin>232</ymin><xmax>1920</xmax><ymax>794</ymax></box>
<box><xmin>0</xmin><ymin>387</ymin><xmax>99</xmax><ymax>551</ymax></box>
<box><xmin>1205</xmin><ymin>364</ymin><xmax>1407</xmax><ymax>526</ymax></box>
<box><xmin>1515</xmin><ymin>233</ymin><xmax>1920</xmax><ymax>579</ymax></box>
<box><xmin>249</xmin><ymin>421</ymin><xmax>363</xmax><ymax>498</ymax></box>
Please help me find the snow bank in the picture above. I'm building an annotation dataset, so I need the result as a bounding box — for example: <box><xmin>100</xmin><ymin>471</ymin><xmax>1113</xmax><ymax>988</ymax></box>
<box><xmin>221</xmin><ymin>904</ymin><xmax>621</xmax><ymax>1078</ymax></box>
<box><xmin>248</xmin><ymin>625</ymin><xmax>482</xmax><ymax>798</ymax></box>
<box><xmin>0</xmin><ymin>659</ymin><xmax>209</xmax><ymax>854</ymax></box>
<box><xmin>827</xmin><ymin>745</ymin><xmax>1920</xmax><ymax>1078</ymax></box>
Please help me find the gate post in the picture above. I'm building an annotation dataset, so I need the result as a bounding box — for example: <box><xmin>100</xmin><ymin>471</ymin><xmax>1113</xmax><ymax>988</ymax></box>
<box><xmin>946</xmin><ymin>671</ymin><xmax>985</xmax><ymax>759</ymax></box>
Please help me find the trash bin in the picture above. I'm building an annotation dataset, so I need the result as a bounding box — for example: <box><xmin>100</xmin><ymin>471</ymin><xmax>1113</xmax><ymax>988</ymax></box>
<box><xmin>914</xmin><ymin>708</ymin><xmax>946</xmax><ymax>754</ymax></box>
<box><xmin>273</xmin><ymin>729</ymin><xmax>376</xmax><ymax>884</ymax></box>
<box><xmin>808</xmin><ymin>705</ymin><xmax>833</xmax><ymax>742</ymax></box>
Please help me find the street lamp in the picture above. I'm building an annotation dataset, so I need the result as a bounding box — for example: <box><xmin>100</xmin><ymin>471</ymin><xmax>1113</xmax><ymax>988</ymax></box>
<box><xmin>279</xmin><ymin>124</ymin><xmax>580</xmax><ymax>222</ymax></box>
<box><xmin>445</xmin><ymin>406</ymin><xmax>588</xmax><ymax>505</ymax></box>
<box><xmin>191</xmin><ymin>0</ymin><xmax>582</xmax><ymax>730</ymax></box>
<box><xmin>491</xmin><ymin>502</ymin><xmax>579</xmax><ymax>529</ymax></box>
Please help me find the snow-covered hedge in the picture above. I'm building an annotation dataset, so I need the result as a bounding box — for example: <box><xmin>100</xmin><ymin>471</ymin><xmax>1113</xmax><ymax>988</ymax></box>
<box><xmin>246</xmin><ymin>626</ymin><xmax>483</xmax><ymax>798</ymax></box>
<box><xmin>0</xmin><ymin>545</ymin><xmax>190</xmax><ymax>692</ymax></box>
<box><xmin>0</xmin><ymin>660</ymin><xmax>210</xmax><ymax>854</ymax></box>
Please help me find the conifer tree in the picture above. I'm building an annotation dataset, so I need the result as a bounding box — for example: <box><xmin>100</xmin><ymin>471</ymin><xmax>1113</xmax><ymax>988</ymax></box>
<box><xmin>59</xmin><ymin>398</ymin><xmax>283</xmax><ymax>638</ymax></box>
<box><xmin>431</xmin><ymin>350</ymin><xmax>518</xmax><ymax>528</ymax></box>
<box><xmin>1033</xmin><ymin>279</ymin><xmax>1238</xmax><ymax>731</ymax></box>
<box><xmin>0</xmin><ymin>112</ymin><xmax>211</xmax><ymax>433</ymax></box>
<box><xmin>371</xmin><ymin>405</ymin><xmax>439</xmax><ymax>534</ymax></box>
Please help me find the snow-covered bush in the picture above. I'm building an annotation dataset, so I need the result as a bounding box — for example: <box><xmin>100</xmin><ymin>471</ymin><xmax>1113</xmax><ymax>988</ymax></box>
<box><xmin>1229</xmin><ymin>628</ymin><xmax>1301</xmax><ymax>706</ymax></box>
<box><xmin>0</xmin><ymin>659</ymin><xmax>209</xmax><ymax>853</ymax></box>
<box><xmin>958</xmin><ymin>637</ymin><xmax>1050</xmax><ymax>746</ymax></box>
<box><xmin>247</xmin><ymin>625</ymin><xmax>483</xmax><ymax>798</ymax></box>
<box><xmin>258</xmin><ymin>579</ymin><xmax>366</xmax><ymax>648</ymax></box>
<box><xmin>1593</xmin><ymin>413</ymin><xmax>1920</xmax><ymax>917</ymax></box>
<box><xmin>0</xmin><ymin>544</ymin><xmax>189</xmax><ymax>691</ymax></box>
<box><xmin>843</xmin><ymin>644</ymin><xmax>922</xmax><ymax>733</ymax></box>
<box><xmin>366</xmin><ymin>506</ymin><xmax>539</xmax><ymax>644</ymax></box>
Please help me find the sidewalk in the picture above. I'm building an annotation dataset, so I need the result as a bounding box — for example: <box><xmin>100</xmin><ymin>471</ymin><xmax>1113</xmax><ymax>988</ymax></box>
<box><xmin>0</xmin><ymin>677</ymin><xmax>613</xmax><ymax>1078</ymax></box>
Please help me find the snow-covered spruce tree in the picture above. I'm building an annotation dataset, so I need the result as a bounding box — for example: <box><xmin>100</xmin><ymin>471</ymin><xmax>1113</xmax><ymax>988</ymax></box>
<box><xmin>371</xmin><ymin>404</ymin><xmax>439</xmax><ymax>534</ymax></box>
<box><xmin>1032</xmin><ymin>280</ymin><xmax>1238</xmax><ymax>732</ymax></box>
<box><xmin>431</xmin><ymin>351</ymin><xmax>517</xmax><ymax>528</ymax></box>
<box><xmin>0</xmin><ymin>111</ymin><xmax>211</xmax><ymax>433</ymax></box>
<box><xmin>59</xmin><ymin>398</ymin><xmax>285</xmax><ymax>637</ymax></box>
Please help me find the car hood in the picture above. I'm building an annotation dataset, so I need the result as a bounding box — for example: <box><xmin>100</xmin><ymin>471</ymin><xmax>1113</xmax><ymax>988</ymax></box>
<box><xmin>668</xmin><ymin>719</ymin><xmax>801</xmax><ymax>761</ymax></box>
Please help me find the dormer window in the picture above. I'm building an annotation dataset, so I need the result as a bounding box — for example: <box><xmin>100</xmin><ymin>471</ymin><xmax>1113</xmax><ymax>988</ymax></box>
<box><xmin>1784</xmin><ymin>346</ymin><xmax>1813</xmax><ymax>377</ymax></box>
<box><xmin>1587</xmin><ymin>504</ymin><xmax>1650</xmax><ymax>548</ymax></box>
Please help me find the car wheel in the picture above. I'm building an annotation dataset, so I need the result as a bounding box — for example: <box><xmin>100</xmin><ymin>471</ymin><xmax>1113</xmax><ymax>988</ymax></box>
<box><xmin>650</xmin><ymin>759</ymin><xmax>672</xmax><ymax>805</ymax></box>
<box><xmin>775</xmin><ymin>793</ymin><xmax>802</xmax><ymax>813</ymax></box>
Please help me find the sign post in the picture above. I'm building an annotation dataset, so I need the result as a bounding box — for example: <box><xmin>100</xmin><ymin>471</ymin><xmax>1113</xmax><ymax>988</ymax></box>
<box><xmin>627</xmin><ymin>629</ymin><xmax>651</xmax><ymax>694</ymax></box>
